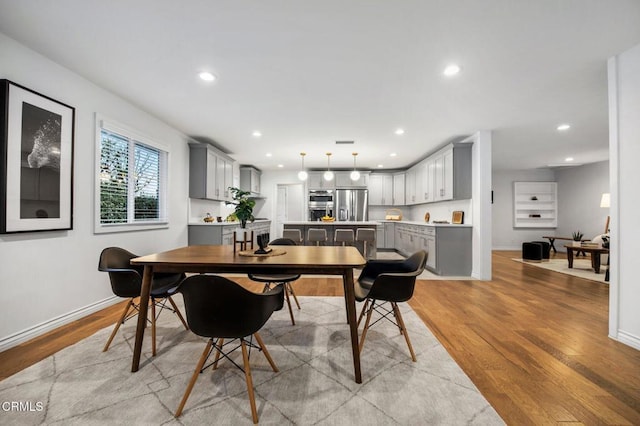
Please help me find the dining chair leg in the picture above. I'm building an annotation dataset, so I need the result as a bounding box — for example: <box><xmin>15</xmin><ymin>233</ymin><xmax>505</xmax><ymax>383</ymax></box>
<box><xmin>168</xmin><ymin>296</ymin><xmax>189</xmax><ymax>330</ymax></box>
<box><xmin>103</xmin><ymin>299</ymin><xmax>134</xmax><ymax>352</ymax></box>
<box><xmin>392</xmin><ymin>302</ymin><xmax>417</xmax><ymax>362</ymax></box>
<box><xmin>212</xmin><ymin>338</ymin><xmax>224</xmax><ymax>370</ymax></box>
<box><xmin>175</xmin><ymin>339</ymin><xmax>213</xmax><ymax>417</ymax></box>
<box><xmin>241</xmin><ymin>339</ymin><xmax>259</xmax><ymax>424</ymax></box>
<box><xmin>254</xmin><ymin>332</ymin><xmax>278</xmax><ymax>372</ymax></box>
<box><xmin>283</xmin><ymin>286</ymin><xmax>295</xmax><ymax>325</ymax></box>
<box><xmin>151</xmin><ymin>298</ymin><xmax>157</xmax><ymax>357</ymax></box>
<box><xmin>357</xmin><ymin>299</ymin><xmax>370</xmax><ymax>328</ymax></box>
<box><xmin>359</xmin><ymin>300</ymin><xmax>375</xmax><ymax>353</ymax></box>
<box><xmin>287</xmin><ymin>282</ymin><xmax>301</xmax><ymax>309</ymax></box>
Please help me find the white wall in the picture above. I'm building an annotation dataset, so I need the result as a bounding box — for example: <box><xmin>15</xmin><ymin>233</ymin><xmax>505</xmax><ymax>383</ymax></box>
<box><xmin>555</xmin><ymin>161</ymin><xmax>609</xmax><ymax>241</ymax></box>
<box><xmin>0</xmin><ymin>33</ymin><xmax>190</xmax><ymax>349</ymax></box>
<box><xmin>492</xmin><ymin>169</ymin><xmax>556</xmax><ymax>249</ymax></box>
<box><xmin>608</xmin><ymin>42</ymin><xmax>640</xmax><ymax>350</ymax></box>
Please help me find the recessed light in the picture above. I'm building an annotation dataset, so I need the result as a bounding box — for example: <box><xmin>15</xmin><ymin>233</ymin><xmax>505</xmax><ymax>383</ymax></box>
<box><xmin>252</xmin><ymin>131</ymin><xmax>262</xmax><ymax>137</ymax></box>
<box><xmin>377</xmin><ymin>164</ymin><xmax>384</xmax><ymax>168</ymax></box>
<box><xmin>443</xmin><ymin>64</ymin><xmax>461</xmax><ymax>76</ymax></box>
<box><xmin>266</xmin><ymin>153</ymin><xmax>272</xmax><ymax>157</ymax></box>
<box><xmin>395</xmin><ymin>129</ymin><xmax>405</xmax><ymax>135</ymax></box>
<box><xmin>277</xmin><ymin>164</ymin><xmax>284</xmax><ymax>168</ymax></box>
<box><xmin>390</xmin><ymin>153</ymin><xmax>397</xmax><ymax>157</ymax></box>
<box><xmin>198</xmin><ymin>71</ymin><xmax>216</xmax><ymax>82</ymax></box>
<box><xmin>557</xmin><ymin>124</ymin><xmax>571</xmax><ymax>131</ymax></box>
<box><xmin>565</xmin><ymin>157</ymin><xmax>574</xmax><ymax>162</ymax></box>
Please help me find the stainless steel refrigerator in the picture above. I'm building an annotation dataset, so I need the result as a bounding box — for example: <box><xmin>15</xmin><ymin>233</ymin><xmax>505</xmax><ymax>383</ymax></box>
<box><xmin>335</xmin><ymin>189</ymin><xmax>368</xmax><ymax>221</ymax></box>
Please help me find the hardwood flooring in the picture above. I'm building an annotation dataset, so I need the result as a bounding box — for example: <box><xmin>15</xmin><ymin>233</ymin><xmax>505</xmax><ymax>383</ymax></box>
<box><xmin>1</xmin><ymin>250</ymin><xmax>639</xmax><ymax>425</ymax></box>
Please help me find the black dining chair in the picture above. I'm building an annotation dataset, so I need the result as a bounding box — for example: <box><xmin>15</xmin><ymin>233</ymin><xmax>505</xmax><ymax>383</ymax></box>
<box><xmin>174</xmin><ymin>274</ymin><xmax>284</xmax><ymax>423</ymax></box>
<box><xmin>247</xmin><ymin>237</ymin><xmax>301</xmax><ymax>325</ymax></box>
<box><xmin>98</xmin><ymin>247</ymin><xmax>188</xmax><ymax>356</ymax></box>
<box><xmin>355</xmin><ymin>250</ymin><xmax>427</xmax><ymax>362</ymax></box>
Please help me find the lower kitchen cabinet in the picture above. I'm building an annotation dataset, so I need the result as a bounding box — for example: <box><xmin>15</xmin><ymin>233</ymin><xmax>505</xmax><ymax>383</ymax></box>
<box><xmin>189</xmin><ymin>221</ymin><xmax>271</xmax><ymax>247</ymax></box>
<box><xmin>394</xmin><ymin>223</ymin><xmax>471</xmax><ymax>276</ymax></box>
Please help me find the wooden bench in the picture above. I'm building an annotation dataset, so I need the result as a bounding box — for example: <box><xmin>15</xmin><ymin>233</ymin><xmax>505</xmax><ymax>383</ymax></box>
<box><xmin>542</xmin><ymin>236</ymin><xmax>590</xmax><ymax>255</ymax></box>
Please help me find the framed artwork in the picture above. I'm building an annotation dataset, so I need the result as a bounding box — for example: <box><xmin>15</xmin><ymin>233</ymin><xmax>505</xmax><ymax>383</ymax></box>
<box><xmin>0</xmin><ymin>80</ymin><xmax>75</xmax><ymax>233</ymax></box>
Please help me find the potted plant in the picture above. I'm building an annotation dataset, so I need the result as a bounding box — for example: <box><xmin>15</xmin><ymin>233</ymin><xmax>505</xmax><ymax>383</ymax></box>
<box><xmin>572</xmin><ymin>231</ymin><xmax>584</xmax><ymax>241</ymax></box>
<box><xmin>227</xmin><ymin>187</ymin><xmax>255</xmax><ymax>229</ymax></box>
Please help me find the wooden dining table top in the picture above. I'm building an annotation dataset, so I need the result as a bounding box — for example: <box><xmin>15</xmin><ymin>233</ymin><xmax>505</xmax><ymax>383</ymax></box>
<box><xmin>131</xmin><ymin>244</ymin><xmax>366</xmax><ymax>273</ymax></box>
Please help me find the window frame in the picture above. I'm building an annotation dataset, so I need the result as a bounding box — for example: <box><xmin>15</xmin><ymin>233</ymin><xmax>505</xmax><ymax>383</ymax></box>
<box><xmin>94</xmin><ymin>114</ymin><xmax>169</xmax><ymax>234</ymax></box>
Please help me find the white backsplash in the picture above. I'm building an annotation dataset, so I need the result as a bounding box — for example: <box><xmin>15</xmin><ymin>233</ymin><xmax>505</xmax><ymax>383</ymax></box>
<box><xmin>369</xmin><ymin>199</ymin><xmax>472</xmax><ymax>224</ymax></box>
<box><xmin>188</xmin><ymin>198</ymin><xmax>235</xmax><ymax>223</ymax></box>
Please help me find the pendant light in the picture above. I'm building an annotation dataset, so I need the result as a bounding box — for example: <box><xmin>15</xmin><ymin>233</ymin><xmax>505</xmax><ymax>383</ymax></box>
<box><xmin>297</xmin><ymin>152</ymin><xmax>308</xmax><ymax>181</ymax></box>
<box><xmin>350</xmin><ymin>152</ymin><xmax>361</xmax><ymax>181</ymax></box>
<box><xmin>323</xmin><ymin>152</ymin><xmax>334</xmax><ymax>181</ymax></box>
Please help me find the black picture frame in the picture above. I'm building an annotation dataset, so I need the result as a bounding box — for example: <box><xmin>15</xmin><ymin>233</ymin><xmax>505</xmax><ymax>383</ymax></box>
<box><xmin>0</xmin><ymin>80</ymin><xmax>75</xmax><ymax>233</ymax></box>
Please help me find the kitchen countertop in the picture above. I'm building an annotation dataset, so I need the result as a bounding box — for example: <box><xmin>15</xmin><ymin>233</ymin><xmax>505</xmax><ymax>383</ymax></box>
<box><xmin>189</xmin><ymin>219</ymin><xmax>271</xmax><ymax>226</ymax></box>
<box><xmin>377</xmin><ymin>220</ymin><xmax>472</xmax><ymax>227</ymax></box>
<box><xmin>284</xmin><ymin>221</ymin><xmax>381</xmax><ymax>226</ymax></box>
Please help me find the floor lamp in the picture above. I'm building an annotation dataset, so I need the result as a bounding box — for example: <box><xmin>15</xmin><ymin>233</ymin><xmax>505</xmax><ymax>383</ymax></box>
<box><xmin>600</xmin><ymin>193</ymin><xmax>610</xmax><ymax>234</ymax></box>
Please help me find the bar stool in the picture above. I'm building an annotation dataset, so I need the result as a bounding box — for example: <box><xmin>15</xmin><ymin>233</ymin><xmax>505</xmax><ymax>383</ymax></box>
<box><xmin>356</xmin><ymin>228</ymin><xmax>376</xmax><ymax>259</ymax></box>
<box><xmin>334</xmin><ymin>229</ymin><xmax>354</xmax><ymax>246</ymax></box>
<box><xmin>307</xmin><ymin>228</ymin><xmax>328</xmax><ymax>246</ymax></box>
<box><xmin>283</xmin><ymin>229</ymin><xmax>303</xmax><ymax>244</ymax></box>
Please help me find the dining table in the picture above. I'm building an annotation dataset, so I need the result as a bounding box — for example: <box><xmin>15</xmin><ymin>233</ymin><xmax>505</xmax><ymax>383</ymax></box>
<box><xmin>130</xmin><ymin>244</ymin><xmax>367</xmax><ymax>383</ymax></box>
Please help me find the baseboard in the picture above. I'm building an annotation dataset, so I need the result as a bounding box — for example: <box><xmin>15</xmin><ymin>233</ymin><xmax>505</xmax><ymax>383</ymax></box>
<box><xmin>0</xmin><ymin>296</ymin><xmax>119</xmax><ymax>352</ymax></box>
<box><xmin>613</xmin><ymin>330</ymin><xmax>640</xmax><ymax>351</ymax></box>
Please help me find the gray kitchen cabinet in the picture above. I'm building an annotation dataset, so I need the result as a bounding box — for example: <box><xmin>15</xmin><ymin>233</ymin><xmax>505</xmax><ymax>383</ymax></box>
<box><xmin>335</xmin><ymin>171</ymin><xmax>369</xmax><ymax>188</ymax></box>
<box><xmin>369</xmin><ymin>174</ymin><xmax>393</xmax><ymax>205</ymax></box>
<box><xmin>189</xmin><ymin>221</ymin><xmax>271</xmax><ymax>246</ymax></box>
<box><xmin>189</xmin><ymin>143</ymin><xmax>235</xmax><ymax>201</ymax></box>
<box><xmin>240</xmin><ymin>166</ymin><xmax>261</xmax><ymax>195</ymax></box>
<box><xmin>307</xmin><ymin>172</ymin><xmax>334</xmax><ymax>190</ymax></box>
<box><xmin>394</xmin><ymin>223</ymin><xmax>470</xmax><ymax>276</ymax></box>
<box><xmin>383</xmin><ymin>222</ymin><xmax>395</xmax><ymax>249</ymax></box>
<box><xmin>392</xmin><ymin>173</ymin><xmax>405</xmax><ymax>205</ymax></box>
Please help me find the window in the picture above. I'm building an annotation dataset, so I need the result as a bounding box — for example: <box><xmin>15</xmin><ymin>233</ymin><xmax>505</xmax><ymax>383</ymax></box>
<box><xmin>95</xmin><ymin>116</ymin><xmax>168</xmax><ymax>233</ymax></box>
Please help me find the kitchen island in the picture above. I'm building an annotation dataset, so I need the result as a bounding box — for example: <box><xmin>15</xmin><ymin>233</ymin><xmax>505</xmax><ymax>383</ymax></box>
<box><xmin>283</xmin><ymin>221</ymin><xmax>379</xmax><ymax>257</ymax></box>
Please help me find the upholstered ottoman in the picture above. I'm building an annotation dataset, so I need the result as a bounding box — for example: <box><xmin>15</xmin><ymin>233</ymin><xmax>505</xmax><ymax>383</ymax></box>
<box><xmin>522</xmin><ymin>242</ymin><xmax>543</xmax><ymax>261</ymax></box>
<box><xmin>531</xmin><ymin>241</ymin><xmax>551</xmax><ymax>259</ymax></box>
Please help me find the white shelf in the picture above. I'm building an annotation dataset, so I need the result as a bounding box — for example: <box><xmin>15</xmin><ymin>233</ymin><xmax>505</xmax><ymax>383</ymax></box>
<box><xmin>513</xmin><ymin>181</ymin><xmax>557</xmax><ymax>228</ymax></box>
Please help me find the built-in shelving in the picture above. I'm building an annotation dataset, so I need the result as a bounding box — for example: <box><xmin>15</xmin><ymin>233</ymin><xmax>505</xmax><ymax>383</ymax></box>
<box><xmin>513</xmin><ymin>181</ymin><xmax>557</xmax><ymax>228</ymax></box>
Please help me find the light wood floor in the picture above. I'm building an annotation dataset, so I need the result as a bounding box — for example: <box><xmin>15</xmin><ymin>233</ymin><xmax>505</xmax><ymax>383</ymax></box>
<box><xmin>1</xmin><ymin>251</ymin><xmax>639</xmax><ymax>425</ymax></box>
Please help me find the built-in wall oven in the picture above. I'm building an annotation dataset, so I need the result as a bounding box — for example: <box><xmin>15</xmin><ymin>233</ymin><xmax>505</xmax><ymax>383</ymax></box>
<box><xmin>308</xmin><ymin>190</ymin><xmax>333</xmax><ymax>221</ymax></box>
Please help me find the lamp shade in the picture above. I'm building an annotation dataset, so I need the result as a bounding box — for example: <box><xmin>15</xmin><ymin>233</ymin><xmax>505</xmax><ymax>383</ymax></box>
<box><xmin>600</xmin><ymin>193</ymin><xmax>610</xmax><ymax>208</ymax></box>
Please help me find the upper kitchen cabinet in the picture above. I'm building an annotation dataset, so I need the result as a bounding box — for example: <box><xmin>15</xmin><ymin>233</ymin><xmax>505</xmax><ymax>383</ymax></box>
<box><xmin>335</xmin><ymin>171</ymin><xmax>369</xmax><ymax>188</ymax></box>
<box><xmin>189</xmin><ymin>143</ymin><xmax>235</xmax><ymax>202</ymax></box>
<box><xmin>369</xmin><ymin>173</ymin><xmax>394</xmax><ymax>205</ymax></box>
<box><xmin>405</xmin><ymin>143</ymin><xmax>472</xmax><ymax>205</ymax></box>
<box><xmin>307</xmin><ymin>171</ymin><xmax>335</xmax><ymax>190</ymax></box>
<box><xmin>240</xmin><ymin>166</ymin><xmax>261</xmax><ymax>196</ymax></box>
<box><xmin>393</xmin><ymin>173</ymin><xmax>405</xmax><ymax>205</ymax></box>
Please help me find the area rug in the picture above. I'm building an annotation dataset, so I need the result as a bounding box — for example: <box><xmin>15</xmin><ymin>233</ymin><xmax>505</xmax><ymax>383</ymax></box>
<box><xmin>0</xmin><ymin>297</ymin><xmax>502</xmax><ymax>425</ymax></box>
<box><xmin>512</xmin><ymin>258</ymin><xmax>608</xmax><ymax>283</ymax></box>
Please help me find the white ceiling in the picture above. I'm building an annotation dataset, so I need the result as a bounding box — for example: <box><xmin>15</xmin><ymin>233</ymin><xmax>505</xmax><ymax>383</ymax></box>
<box><xmin>1</xmin><ymin>1</ymin><xmax>639</xmax><ymax>172</ymax></box>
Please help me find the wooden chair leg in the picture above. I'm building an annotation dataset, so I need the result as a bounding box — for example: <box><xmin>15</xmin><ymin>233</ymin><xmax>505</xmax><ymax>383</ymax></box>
<box><xmin>103</xmin><ymin>299</ymin><xmax>134</xmax><ymax>352</ymax></box>
<box><xmin>241</xmin><ymin>340</ymin><xmax>259</xmax><ymax>424</ymax></box>
<box><xmin>175</xmin><ymin>339</ymin><xmax>213</xmax><ymax>417</ymax></box>
<box><xmin>212</xmin><ymin>338</ymin><xmax>224</xmax><ymax>370</ymax></box>
<box><xmin>283</xmin><ymin>286</ymin><xmax>295</xmax><ymax>325</ymax></box>
<box><xmin>357</xmin><ymin>299</ymin><xmax>370</xmax><ymax>328</ymax></box>
<box><xmin>392</xmin><ymin>302</ymin><xmax>417</xmax><ymax>362</ymax></box>
<box><xmin>287</xmin><ymin>282</ymin><xmax>301</xmax><ymax>309</ymax></box>
<box><xmin>168</xmin><ymin>296</ymin><xmax>189</xmax><ymax>330</ymax></box>
<box><xmin>254</xmin><ymin>332</ymin><xmax>278</xmax><ymax>372</ymax></box>
<box><xmin>359</xmin><ymin>300</ymin><xmax>375</xmax><ymax>353</ymax></box>
<box><xmin>151</xmin><ymin>298</ymin><xmax>157</xmax><ymax>357</ymax></box>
